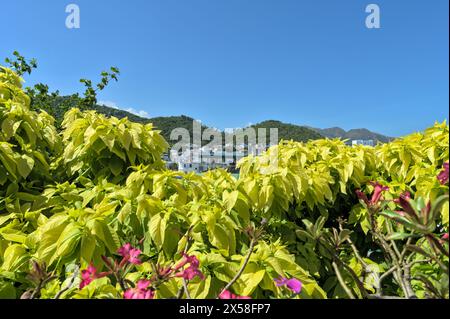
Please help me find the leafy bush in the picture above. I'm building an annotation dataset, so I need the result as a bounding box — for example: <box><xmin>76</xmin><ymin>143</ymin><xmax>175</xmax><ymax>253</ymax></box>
<box><xmin>0</xmin><ymin>65</ymin><xmax>448</xmax><ymax>299</ymax></box>
<box><xmin>59</xmin><ymin>108</ymin><xmax>168</xmax><ymax>181</ymax></box>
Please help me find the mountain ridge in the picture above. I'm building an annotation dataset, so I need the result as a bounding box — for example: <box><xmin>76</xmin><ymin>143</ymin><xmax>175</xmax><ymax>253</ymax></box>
<box><xmin>307</xmin><ymin>126</ymin><xmax>393</xmax><ymax>143</ymax></box>
<box><xmin>32</xmin><ymin>96</ymin><xmax>393</xmax><ymax>144</ymax></box>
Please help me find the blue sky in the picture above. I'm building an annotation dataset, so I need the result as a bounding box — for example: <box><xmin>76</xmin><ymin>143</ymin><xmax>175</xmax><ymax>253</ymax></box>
<box><xmin>1</xmin><ymin>0</ymin><xmax>448</xmax><ymax>137</ymax></box>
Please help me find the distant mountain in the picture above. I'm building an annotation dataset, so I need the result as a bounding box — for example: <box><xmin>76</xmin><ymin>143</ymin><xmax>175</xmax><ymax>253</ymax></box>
<box><xmin>309</xmin><ymin>126</ymin><xmax>392</xmax><ymax>143</ymax></box>
<box><xmin>248</xmin><ymin>120</ymin><xmax>323</xmax><ymax>143</ymax></box>
<box><xmin>151</xmin><ymin>118</ymin><xmax>323</xmax><ymax>145</ymax></box>
<box><xmin>32</xmin><ymin>96</ymin><xmax>390</xmax><ymax>145</ymax></box>
<box><xmin>313</xmin><ymin>127</ymin><xmax>347</xmax><ymax>139</ymax></box>
<box><xmin>149</xmin><ymin>115</ymin><xmax>210</xmax><ymax>144</ymax></box>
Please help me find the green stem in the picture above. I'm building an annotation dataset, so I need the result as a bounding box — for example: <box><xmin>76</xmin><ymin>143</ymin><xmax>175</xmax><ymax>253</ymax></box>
<box><xmin>218</xmin><ymin>238</ymin><xmax>256</xmax><ymax>297</ymax></box>
<box><xmin>332</xmin><ymin>262</ymin><xmax>355</xmax><ymax>299</ymax></box>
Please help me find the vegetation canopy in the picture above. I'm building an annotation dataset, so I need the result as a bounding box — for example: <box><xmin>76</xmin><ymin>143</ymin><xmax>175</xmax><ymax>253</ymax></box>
<box><xmin>0</xmin><ymin>58</ymin><xmax>448</xmax><ymax>299</ymax></box>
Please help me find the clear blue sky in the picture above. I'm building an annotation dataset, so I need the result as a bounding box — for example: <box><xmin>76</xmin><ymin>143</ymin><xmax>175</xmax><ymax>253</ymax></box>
<box><xmin>1</xmin><ymin>0</ymin><xmax>448</xmax><ymax>137</ymax></box>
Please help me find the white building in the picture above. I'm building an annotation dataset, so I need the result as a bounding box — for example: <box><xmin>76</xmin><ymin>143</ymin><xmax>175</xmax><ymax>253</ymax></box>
<box><xmin>351</xmin><ymin>139</ymin><xmax>375</xmax><ymax>147</ymax></box>
<box><xmin>171</xmin><ymin>149</ymin><xmax>246</xmax><ymax>173</ymax></box>
<box><xmin>177</xmin><ymin>162</ymin><xmax>205</xmax><ymax>173</ymax></box>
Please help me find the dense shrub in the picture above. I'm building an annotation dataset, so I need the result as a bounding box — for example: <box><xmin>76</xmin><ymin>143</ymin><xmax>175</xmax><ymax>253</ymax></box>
<box><xmin>0</xmin><ymin>66</ymin><xmax>448</xmax><ymax>299</ymax></box>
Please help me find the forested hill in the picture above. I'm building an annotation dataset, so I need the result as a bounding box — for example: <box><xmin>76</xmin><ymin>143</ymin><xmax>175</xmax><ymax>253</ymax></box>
<box><xmin>33</xmin><ymin>97</ymin><xmax>324</xmax><ymax>144</ymax></box>
<box><xmin>309</xmin><ymin>126</ymin><xmax>393</xmax><ymax>143</ymax></box>
<box><xmin>32</xmin><ymin>96</ymin><xmax>391</xmax><ymax>145</ymax></box>
<box><xmin>248</xmin><ymin>120</ymin><xmax>323</xmax><ymax>142</ymax></box>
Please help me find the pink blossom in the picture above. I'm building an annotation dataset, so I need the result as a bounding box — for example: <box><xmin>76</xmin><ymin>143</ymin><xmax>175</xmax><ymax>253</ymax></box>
<box><xmin>175</xmin><ymin>266</ymin><xmax>205</xmax><ymax>281</ymax></box>
<box><xmin>437</xmin><ymin>162</ymin><xmax>449</xmax><ymax>185</ymax></box>
<box><xmin>79</xmin><ymin>264</ymin><xmax>110</xmax><ymax>289</ymax></box>
<box><xmin>394</xmin><ymin>191</ymin><xmax>411</xmax><ymax>204</ymax></box>
<box><xmin>394</xmin><ymin>192</ymin><xmax>419</xmax><ymax>221</ymax></box>
<box><xmin>355</xmin><ymin>189</ymin><xmax>370</xmax><ymax>206</ymax></box>
<box><xmin>118</xmin><ymin>243</ymin><xmax>132</xmax><ymax>257</ymax></box>
<box><xmin>123</xmin><ymin>280</ymin><xmax>154</xmax><ymax>299</ymax></box>
<box><xmin>219</xmin><ymin>290</ymin><xmax>251</xmax><ymax>299</ymax></box>
<box><xmin>369</xmin><ymin>182</ymin><xmax>390</xmax><ymax>205</ymax></box>
<box><xmin>274</xmin><ymin>277</ymin><xmax>302</xmax><ymax>294</ymax></box>
<box><xmin>173</xmin><ymin>253</ymin><xmax>204</xmax><ymax>281</ymax></box>
<box><xmin>356</xmin><ymin>182</ymin><xmax>389</xmax><ymax>207</ymax></box>
<box><xmin>118</xmin><ymin>243</ymin><xmax>142</xmax><ymax>265</ymax></box>
<box><xmin>80</xmin><ymin>264</ymin><xmax>97</xmax><ymax>289</ymax></box>
<box><xmin>174</xmin><ymin>253</ymin><xmax>200</xmax><ymax>270</ymax></box>
<box><xmin>128</xmin><ymin>249</ymin><xmax>142</xmax><ymax>265</ymax></box>
<box><xmin>442</xmin><ymin>233</ymin><xmax>449</xmax><ymax>241</ymax></box>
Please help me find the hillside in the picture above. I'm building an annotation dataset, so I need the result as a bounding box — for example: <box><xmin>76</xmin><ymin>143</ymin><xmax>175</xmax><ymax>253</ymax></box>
<box><xmin>310</xmin><ymin>126</ymin><xmax>392</xmax><ymax>143</ymax></box>
<box><xmin>248</xmin><ymin>120</ymin><xmax>323</xmax><ymax>142</ymax></box>
<box><xmin>149</xmin><ymin>115</ymin><xmax>210</xmax><ymax>144</ymax></box>
<box><xmin>31</xmin><ymin>96</ymin><xmax>391</xmax><ymax>145</ymax></box>
<box><xmin>32</xmin><ymin>97</ymin><xmax>324</xmax><ymax>145</ymax></box>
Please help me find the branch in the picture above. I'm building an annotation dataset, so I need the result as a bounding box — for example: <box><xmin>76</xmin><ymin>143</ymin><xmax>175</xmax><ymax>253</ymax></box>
<box><xmin>379</xmin><ymin>265</ymin><xmax>397</xmax><ymax>283</ymax></box>
<box><xmin>400</xmin><ymin>238</ymin><xmax>413</xmax><ymax>262</ymax></box>
<box><xmin>176</xmin><ymin>286</ymin><xmax>184</xmax><ymax>299</ymax></box>
<box><xmin>340</xmin><ymin>222</ymin><xmax>368</xmax><ymax>269</ymax></box>
<box><xmin>54</xmin><ymin>266</ymin><xmax>80</xmax><ymax>299</ymax></box>
<box><xmin>30</xmin><ymin>275</ymin><xmax>58</xmax><ymax>299</ymax></box>
<box><xmin>218</xmin><ymin>238</ymin><xmax>256</xmax><ymax>297</ymax></box>
<box><xmin>367</xmin><ymin>210</ymin><xmax>411</xmax><ymax>297</ymax></box>
<box><xmin>402</xmin><ymin>260</ymin><xmax>417</xmax><ymax>299</ymax></box>
<box><xmin>406</xmin><ymin>244</ymin><xmax>449</xmax><ymax>273</ymax></box>
<box><xmin>386</xmin><ymin>223</ymin><xmax>402</xmax><ymax>260</ymax></box>
<box><xmin>411</xmin><ymin>276</ymin><xmax>443</xmax><ymax>298</ymax></box>
<box><xmin>426</xmin><ymin>235</ymin><xmax>449</xmax><ymax>258</ymax></box>
<box><xmin>319</xmin><ymin>240</ymin><xmax>369</xmax><ymax>299</ymax></box>
<box><xmin>183</xmin><ymin>279</ymin><xmax>192</xmax><ymax>299</ymax></box>
<box><xmin>334</xmin><ymin>254</ymin><xmax>369</xmax><ymax>298</ymax></box>
<box><xmin>332</xmin><ymin>261</ymin><xmax>355</xmax><ymax>299</ymax></box>
<box><xmin>177</xmin><ymin>226</ymin><xmax>194</xmax><ymax>299</ymax></box>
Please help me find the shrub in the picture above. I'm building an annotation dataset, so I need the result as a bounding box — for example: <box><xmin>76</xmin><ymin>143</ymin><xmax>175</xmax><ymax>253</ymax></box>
<box><xmin>0</xmin><ymin>66</ymin><xmax>448</xmax><ymax>299</ymax></box>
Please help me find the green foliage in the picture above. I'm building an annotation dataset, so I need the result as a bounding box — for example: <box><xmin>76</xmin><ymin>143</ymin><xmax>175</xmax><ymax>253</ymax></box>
<box><xmin>59</xmin><ymin>108</ymin><xmax>169</xmax><ymax>181</ymax></box>
<box><xmin>4</xmin><ymin>51</ymin><xmax>37</xmax><ymax>76</ymax></box>
<box><xmin>250</xmin><ymin>120</ymin><xmax>323</xmax><ymax>142</ymax></box>
<box><xmin>0</xmin><ymin>67</ymin><xmax>61</xmax><ymax>212</ymax></box>
<box><xmin>0</xmin><ymin>65</ymin><xmax>448</xmax><ymax>300</ymax></box>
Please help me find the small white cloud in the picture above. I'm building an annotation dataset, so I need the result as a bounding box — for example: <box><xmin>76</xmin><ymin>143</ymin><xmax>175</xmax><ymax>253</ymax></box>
<box><xmin>125</xmin><ymin>108</ymin><xmax>150</xmax><ymax>119</ymax></box>
<box><xmin>98</xmin><ymin>100</ymin><xmax>150</xmax><ymax>118</ymax></box>
<box><xmin>98</xmin><ymin>100</ymin><xmax>118</xmax><ymax>109</ymax></box>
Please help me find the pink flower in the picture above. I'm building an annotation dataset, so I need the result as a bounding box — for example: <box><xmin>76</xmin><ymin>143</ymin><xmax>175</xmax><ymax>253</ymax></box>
<box><xmin>174</xmin><ymin>253</ymin><xmax>199</xmax><ymax>270</ymax></box>
<box><xmin>219</xmin><ymin>290</ymin><xmax>251</xmax><ymax>299</ymax></box>
<box><xmin>173</xmin><ymin>253</ymin><xmax>204</xmax><ymax>281</ymax></box>
<box><xmin>394</xmin><ymin>191</ymin><xmax>411</xmax><ymax>204</ymax></box>
<box><xmin>355</xmin><ymin>182</ymin><xmax>389</xmax><ymax>207</ymax></box>
<box><xmin>274</xmin><ymin>277</ymin><xmax>302</xmax><ymax>294</ymax></box>
<box><xmin>355</xmin><ymin>189</ymin><xmax>370</xmax><ymax>206</ymax></box>
<box><xmin>394</xmin><ymin>192</ymin><xmax>419</xmax><ymax>221</ymax></box>
<box><xmin>437</xmin><ymin>162</ymin><xmax>449</xmax><ymax>185</ymax></box>
<box><xmin>79</xmin><ymin>264</ymin><xmax>110</xmax><ymax>289</ymax></box>
<box><xmin>123</xmin><ymin>280</ymin><xmax>154</xmax><ymax>299</ymax></box>
<box><xmin>369</xmin><ymin>182</ymin><xmax>389</xmax><ymax>205</ymax></box>
<box><xmin>128</xmin><ymin>249</ymin><xmax>142</xmax><ymax>264</ymax></box>
<box><xmin>118</xmin><ymin>243</ymin><xmax>132</xmax><ymax>256</ymax></box>
<box><xmin>80</xmin><ymin>264</ymin><xmax>97</xmax><ymax>289</ymax></box>
<box><xmin>175</xmin><ymin>266</ymin><xmax>205</xmax><ymax>280</ymax></box>
<box><xmin>442</xmin><ymin>233</ymin><xmax>449</xmax><ymax>241</ymax></box>
<box><xmin>118</xmin><ymin>243</ymin><xmax>142</xmax><ymax>265</ymax></box>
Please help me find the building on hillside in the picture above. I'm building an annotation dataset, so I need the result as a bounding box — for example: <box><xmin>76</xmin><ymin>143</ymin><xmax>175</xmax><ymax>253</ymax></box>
<box><xmin>168</xmin><ymin>149</ymin><xmax>246</xmax><ymax>173</ymax></box>
<box><xmin>177</xmin><ymin>162</ymin><xmax>205</xmax><ymax>173</ymax></box>
<box><xmin>351</xmin><ymin>139</ymin><xmax>375</xmax><ymax>146</ymax></box>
